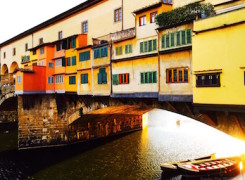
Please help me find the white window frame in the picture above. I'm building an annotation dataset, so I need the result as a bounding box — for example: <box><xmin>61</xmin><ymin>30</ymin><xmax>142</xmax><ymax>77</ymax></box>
<box><xmin>48</xmin><ymin>76</ymin><xmax>54</xmax><ymax>84</ymax></box>
<box><xmin>17</xmin><ymin>76</ymin><xmax>21</xmax><ymax>84</ymax></box>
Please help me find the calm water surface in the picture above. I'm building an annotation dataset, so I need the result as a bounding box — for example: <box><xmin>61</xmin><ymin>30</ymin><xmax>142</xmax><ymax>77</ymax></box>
<box><xmin>0</xmin><ymin>109</ymin><xmax>245</xmax><ymax>179</ymax></box>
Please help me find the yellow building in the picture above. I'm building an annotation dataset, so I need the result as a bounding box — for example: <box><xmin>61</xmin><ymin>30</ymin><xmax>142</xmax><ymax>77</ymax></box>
<box><xmin>111</xmin><ymin>2</ymin><xmax>172</xmax><ymax>98</ymax></box>
<box><xmin>192</xmin><ymin>7</ymin><xmax>245</xmax><ymax>110</ymax></box>
<box><xmin>158</xmin><ymin>22</ymin><xmax>193</xmax><ymax>102</ymax></box>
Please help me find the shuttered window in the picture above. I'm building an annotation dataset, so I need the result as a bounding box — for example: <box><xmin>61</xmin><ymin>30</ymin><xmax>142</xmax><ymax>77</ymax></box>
<box><xmin>125</xmin><ymin>44</ymin><xmax>132</xmax><ymax>54</ymax></box>
<box><xmin>98</xmin><ymin>68</ymin><xmax>107</xmax><ymax>84</ymax></box>
<box><xmin>140</xmin><ymin>39</ymin><xmax>157</xmax><ymax>53</ymax></box>
<box><xmin>67</xmin><ymin>57</ymin><xmax>71</xmax><ymax>66</ymax></box>
<box><xmin>116</xmin><ymin>46</ymin><xmax>122</xmax><ymax>56</ymax></box>
<box><xmin>81</xmin><ymin>74</ymin><xmax>88</xmax><ymax>84</ymax></box>
<box><xmin>166</xmin><ymin>68</ymin><xmax>189</xmax><ymax>83</ymax></box>
<box><xmin>161</xmin><ymin>29</ymin><xmax>192</xmax><ymax>49</ymax></box>
<box><xmin>161</xmin><ymin>35</ymin><xmax>165</xmax><ymax>49</ymax></box>
<box><xmin>94</xmin><ymin>46</ymin><xmax>108</xmax><ymax>59</ymax></box>
<box><xmin>79</xmin><ymin>51</ymin><xmax>90</xmax><ymax>62</ymax></box>
<box><xmin>113</xmin><ymin>73</ymin><xmax>129</xmax><ymax>85</ymax></box>
<box><xmin>69</xmin><ymin>76</ymin><xmax>76</xmax><ymax>85</ymax></box>
<box><xmin>140</xmin><ymin>71</ymin><xmax>157</xmax><ymax>84</ymax></box>
<box><xmin>71</xmin><ymin>38</ymin><xmax>76</xmax><ymax>48</ymax></box>
<box><xmin>62</xmin><ymin>57</ymin><xmax>66</xmax><ymax>66</ymax></box>
<box><xmin>72</xmin><ymin>56</ymin><xmax>76</xmax><ymax>66</ymax></box>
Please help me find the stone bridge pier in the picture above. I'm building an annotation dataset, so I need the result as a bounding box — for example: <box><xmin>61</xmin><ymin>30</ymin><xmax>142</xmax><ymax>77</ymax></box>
<box><xmin>17</xmin><ymin>94</ymin><xmax>150</xmax><ymax>149</ymax></box>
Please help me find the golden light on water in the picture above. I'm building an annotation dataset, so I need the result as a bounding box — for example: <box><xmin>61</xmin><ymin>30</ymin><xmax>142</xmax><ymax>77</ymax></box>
<box><xmin>142</xmin><ymin>112</ymin><xmax>148</xmax><ymax>129</ymax></box>
<box><xmin>240</xmin><ymin>161</ymin><xmax>243</xmax><ymax>171</ymax></box>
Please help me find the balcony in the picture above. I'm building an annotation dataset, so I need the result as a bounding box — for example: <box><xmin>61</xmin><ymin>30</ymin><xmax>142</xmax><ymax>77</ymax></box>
<box><xmin>97</xmin><ymin>28</ymin><xmax>135</xmax><ymax>43</ymax></box>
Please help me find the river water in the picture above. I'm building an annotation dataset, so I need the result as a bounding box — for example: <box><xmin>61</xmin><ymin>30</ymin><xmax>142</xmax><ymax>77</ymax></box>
<box><xmin>0</xmin><ymin>109</ymin><xmax>245</xmax><ymax>179</ymax></box>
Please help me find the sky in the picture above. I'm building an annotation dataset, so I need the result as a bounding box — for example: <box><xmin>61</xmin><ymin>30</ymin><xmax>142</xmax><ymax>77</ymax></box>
<box><xmin>0</xmin><ymin>0</ymin><xmax>87</xmax><ymax>43</ymax></box>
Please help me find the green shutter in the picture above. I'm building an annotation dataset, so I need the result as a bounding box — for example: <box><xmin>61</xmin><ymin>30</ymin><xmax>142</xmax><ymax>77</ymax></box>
<box><xmin>170</xmin><ymin>33</ymin><xmax>175</xmax><ymax>47</ymax></box>
<box><xmin>148</xmin><ymin>40</ymin><xmax>153</xmax><ymax>52</ymax></box>
<box><xmin>102</xmin><ymin>73</ymin><xmax>107</xmax><ymax>84</ymax></box>
<box><xmin>119</xmin><ymin>46</ymin><xmax>122</xmax><ymax>55</ymax></box>
<box><xmin>162</xmin><ymin>35</ymin><xmax>165</xmax><ymax>49</ymax></box>
<box><xmin>146</xmin><ymin>72</ymin><xmax>150</xmax><ymax>83</ymax></box>
<box><xmin>67</xmin><ymin>57</ymin><xmax>70</xmax><ymax>66</ymax></box>
<box><xmin>125</xmin><ymin>45</ymin><xmax>128</xmax><ymax>54</ymax></box>
<box><xmin>116</xmin><ymin>47</ymin><xmax>119</xmax><ymax>55</ymax></box>
<box><xmin>153</xmin><ymin>39</ymin><xmax>157</xmax><ymax>51</ymax></box>
<box><xmin>129</xmin><ymin>44</ymin><xmax>132</xmax><ymax>53</ymax></box>
<box><xmin>149</xmin><ymin>72</ymin><xmax>153</xmax><ymax>83</ymax></box>
<box><xmin>177</xmin><ymin>31</ymin><xmax>181</xmax><ymax>46</ymax></box>
<box><xmin>72</xmin><ymin>56</ymin><xmax>76</xmax><ymax>65</ymax></box>
<box><xmin>85</xmin><ymin>74</ymin><xmax>88</xmax><ymax>84</ymax></box>
<box><xmin>166</xmin><ymin>34</ymin><xmax>170</xmax><ymax>48</ymax></box>
<box><xmin>99</xmin><ymin>68</ymin><xmax>105</xmax><ymax>73</ymax></box>
<box><xmin>181</xmin><ymin>31</ymin><xmax>186</xmax><ymax>45</ymax></box>
<box><xmin>81</xmin><ymin>74</ymin><xmax>84</xmax><ymax>84</ymax></box>
<box><xmin>62</xmin><ymin>57</ymin><xmax>66</xmax><ymax>66</ymax></box>
<box><xmin>153</xmin><ymin>71</ymin><xmax>157</xmax><ymax>83</ymax></box>
<box><xmin>141</xmin><ymin>73</ymin><xmax>145</xmax><ymax>84</ymax></box>
<box><xmin>113</xmin><ymin>74</ymin><xmax>119</xmax><ymax>85</ymax></box>
<box><xmin>140</xmin><ymin>42</ymin><xmax>144</xmax><ymax>53</ymax></box>
<box><xmin>98</xmin><ymin>73</ymin><xmax>102</xmax><ymax>84</ymax></box>
<box><xmin>71</xmin><ymin>38</ymin><xmax>76</xmax><ymax>48</ymax></box>
<box><xmin>144</xmin><ymin>41</ymin><xmax>148</xmax><ymax>53</ymax></box>
<box><xmin>79</xmin><ymin>52</ymin><xmax>83</xmax><ymax>62</ymax></box>
<box><xmin>187</xmin><ymin>29</ymin><xmax>192</xmax><ymax>44</ymax></box>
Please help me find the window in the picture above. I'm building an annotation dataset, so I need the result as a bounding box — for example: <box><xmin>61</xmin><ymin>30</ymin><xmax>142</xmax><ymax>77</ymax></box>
<box><xmin>33</xmin><ymin>49</ymin><xmax>37</xmax><ymax>55</ymax></box>
<box><xmin>38</xmin><ymin>60</ymin><xmax>44</xmax><ymax>66</ymax></box>
<box><xmin>196</xmin><ymin>73</ymin><xmax>220</xmax><ymax>87</ymax></box>
<box><xmin>48</xmin><ymin>62</ymin><xmax>53</xmax><ymax>68</ymax></box>
<box><xmin>39</xmin><ymin>38</ymin><xmax>43</xmax><ymax>45</ymax></box>
<box><xmin>114</xmin><ymin>8</ymin><xmax>122</xmax><ymax>22</ymax></box>
<box><xmin>82</xmin><ymin>21</ymin><xmax>88</xmax><ymax>33</ymax></box>
<box><xmin>140</xmin><ymin>71</ymin><xmax>157</xmax><ymax>84</ymax></box>
<box><xmin>98</xmin><ymin>68</ymin><xmax>107</xmax><ymax>84</ymax></box>
<box><xmin>166</xmin><ymin>68</ymin><xmax>189</xmax><ymax>83</ymax></box>
<box><xmin>3</xmin><ymin>52</ymin><xmax>6</xmax><ymax>59</ymax></box>
<box><xmin>139</xmin><ymin>16</ymin><xmax>146</xmax><ymax>26</ymax></box>
<box><xmin>81</xmin><ymin>74</ymin><xmax>88</xmax><ymax>84</ymax></box>
<box><xmin>116</xmin><ymin>46</ymin><xmax>122</xmax><ymax>56</ymax></box>
<box><xmin>55</xmin><ymin>59</ymin><xmax>62</xmax><ymax>67</ymax></box>
<box><xmin>56</xmin><ymin>42</ymin><xmax>62</xmax><ymax>51</ymax></box>
<box><xmin>161</xmin><ymin>29</ymin><xmax>192</xmax><ymax>49</ymax></box>
<box><xmin>48</xmin><ymin>76</ymin><xmax>54</xmax><ymax>84</ymax></box>
<box><xmin>163</xmin><ymin>0</ymin><xmax>172</xmax><ymax>3</ymax></box>
<box><xmin>79</xmin><ymin>51</ymin><xmax>90</xmax><ymax>62</ymax></box>
<box><xmin>150</xmin><ymin>12</ymin><xmax>157</xmax><ymax>23</ymax></box>
<box><xmin>56</xmin><ymin>75</ymin><xmax>64</xmax><ymax>84</ymax></box>
<box><xmin>94</xmin><ymin>46</ymin><xmax>108</xmax><ymax>59</ymax></box>
<box><xmin>125</xmin><ymin>44</ymin><xmax>132</xmax><ymax>54</ymax></box>
<box><xmin>40</xmin><ymin>47</ymin><xmax>44</xmax><ymax>54</ymax></box>
<box><xmin>69</xmin><ymin>76</ymin><xmax>76</xmax><ymax>85</ymax></box>
<box><xmin>13</xmin><ymin>48</ymin><xmax>16</xmax><ymax>56</ymax></box>
<box><xmin>67</xmin><ymin>57</ymin><xmax>71</xmax><ymax>66</ymax></box>
<box><xmin>140</xmin><ymin>39</ymin><xmax>157</xmax><ymax>53</ymax></box>
<box><xmin>71</xmin><ymin>38</ymin><xmax>76</xmax><ymax>48</ymax></box>
<box><xmin>25</xmin><ymin>43</ymin><xmax>28</xmax><ymax>52</ymax></box>
<box><xmin>113</xmin><ymin>73</ymin><xmax>129</xmax><ymax>85</ymax></box>
<box><xmin>17</xmin><ymin>76</ymin><xmax>21</xmax><ymax>84</ymax></box>
<box><xmin>58</xmin><ymin>31</ymin><xmax>63</xmax><ymax>40</ymax></box>
<box><xmin>72</xmin><ymin>56</ymin><xmax>76</xmax><ymax>66</ymax></box>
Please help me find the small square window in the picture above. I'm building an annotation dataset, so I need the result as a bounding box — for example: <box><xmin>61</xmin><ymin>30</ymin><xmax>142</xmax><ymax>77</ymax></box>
<box><xmin>150</xmin><ymin>12</ymin><xmax>157</xmax><ymax>23</ymax></box>
<box><xmin>139</xmin><ymin>16</ymin><xmax>146</xmax><ymax>26</ymax></box>
<box><xmin>25</xmin><ymin>43</ymin><xmax>28</xmax><ymax>52</ymax></box>
<box><xmin>82</xmin><ymin>21</ymin><xmax>88</xmax><ymax>33</ymax></box>
<box><xmin>114</xmin><ymin>8</ymin><xmax>122</xmax><ymax>22</ymax></box>
<box><xmin>39</xmin><ymin>38</ymin><xmax>43</xmax><ymax>45</ymax></box>
<box><xmin>13</xmin><ymin>48</ymin><xmax>16</xmax><ymax>56</ymax></box>
<box><xmin>58</xmin><ymin>31</ymin><xmax>63</xmax><ymax>40</ymax></box>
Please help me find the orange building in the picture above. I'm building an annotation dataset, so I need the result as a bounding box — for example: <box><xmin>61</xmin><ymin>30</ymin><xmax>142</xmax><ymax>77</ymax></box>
<box><xmin>15</xmin><ymin>66</ymin><xmax>46</xmax><ymax>94</ymax></box>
